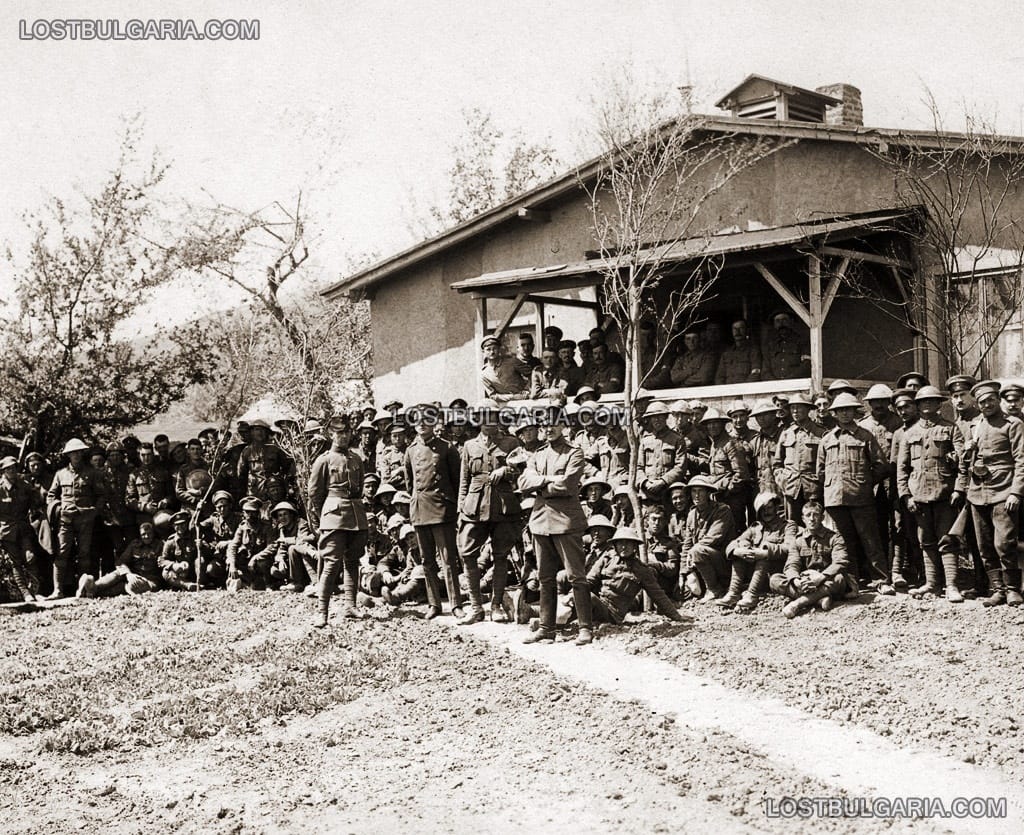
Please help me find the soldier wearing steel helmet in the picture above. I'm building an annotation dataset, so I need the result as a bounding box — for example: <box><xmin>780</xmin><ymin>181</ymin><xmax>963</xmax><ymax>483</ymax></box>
<box><xmin>238</xmin><ymin>418</ymin><xmax>295</xmax><ymax>503</ymax></box>
<box><xmin>636</xmin><ymin>402</ymin><xmax>688</xmax><ymax>505</ymax></box>
<box><xmin>718</xmin><ymin>492</ymin><xmax>789</xmax><ymax>614</ymax></box>
<box><xmin>261</xmin><ymin>500</ymin><xmax>316</xmax><ymax>591</ymax></box>
<box><xmin>772</xmin><ymin>392</ymin><xmax>824</xmax><ymax>522</ymax></box>
<box><xmin>46</xmin><ymin>438</ymin><xmax>108</xmax><ymax>598</ymax></box>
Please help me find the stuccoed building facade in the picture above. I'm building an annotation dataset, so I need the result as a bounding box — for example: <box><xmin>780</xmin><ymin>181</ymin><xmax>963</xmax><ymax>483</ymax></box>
<box><xmin>324</xmin><ymin>75</ymin><xmax>1024</xmax><ymax>407</ymax></box>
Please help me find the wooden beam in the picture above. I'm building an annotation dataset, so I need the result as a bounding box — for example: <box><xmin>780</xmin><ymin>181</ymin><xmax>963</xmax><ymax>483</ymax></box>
<box><xmin>522</xmin><ymin>293</ymin><xmax>600</xmax><ymax>310</ymax></box>
<box><xmin>465</xmin><ymin>273</ymin><xmax>600</xmax><ymax>298</ymax></box>
<box><xmin>534</xmin><ymin>300</ymin><xmax>544</xmax><ymax>350</ymax></box>
<box><xmin>888</xmin><ymin>265</ymin><xmax>916</xmax><ymax>327</ymax></box>
<box><xmin>819</xmin><ymin>246</ymin><xmax>911</xmax><ymax>270</ymax></box>
<box><xmin>808</xmin><ymin>255</ymin><xmax>824</xmax><ymax>394</ymax></box>
<box><xmin>474</xmin><ymin>298</ymin><xmax>487</xmax><ymax>399</ymax></box>
<box><xmin>492</xmin><ymin>293</ymin><xmax>528</xmax><ymax>339</ymax></box>
<box><xmin>753</xmin><ymin>262</ymin><xmax>811</xmax><ymax>327</ymax></box>
<box><xmin>820</xmin><ymin>256</ymin><xmax>848</xmax><ymax>320</ymax></box>
<box><xmin>517</xmin><ymin>207</ymin><xmax>551</xmax><ymax>223</ymax></box>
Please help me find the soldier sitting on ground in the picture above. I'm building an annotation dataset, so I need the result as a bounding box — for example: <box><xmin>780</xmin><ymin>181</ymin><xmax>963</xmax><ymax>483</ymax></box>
<box><xmin>78</xmin><ymin>521</ymin><xmax>165</xmax><ymax>598</ymax></box>
<box><xmin>266</xmin><ymin>501</ymin><xmax>317</xmax><ymax>592</ymax></box>
<box><xmin>718</xmin><ymin>492</ymin><xmax>788</xmax><ymax>614</ymax></box>
<box><xmin>770</xmin><ymin>501</ymin><xmax>853</xmax><ymax>618</ymax></box>
<box><xmin>380</xmin><ymin>524</ymin><xmax>428</xmax><ymax>607</ymax></box>
<box><xmin>679</xmin><ymin>475</ymin><xmax>736</xmax><ymax>602</ymax></box>
<box><xmin>226</xmin><ymin>497</ymin><xmax>273</xmax><ymax>591</ymax></box>
<box><xmin>161</xmin><ymin>511</ymin><xmax>200</xmax><ymax>591</ymax></box>
<box><xmin>644</xmin><ymin>504</ymin><xmax>681</xmax><ymax>598</ymax></box>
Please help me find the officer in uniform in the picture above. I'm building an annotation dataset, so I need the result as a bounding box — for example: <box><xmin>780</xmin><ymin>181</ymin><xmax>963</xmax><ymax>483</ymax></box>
<box><xmin>518</xmin><ymin>408</ymin><xmax>593</xmax><ymax>645</ymax></box>
<box><xmin>958</xmin><ymin>380</ymin><xmax>1024</xmax><ymax>606</ymax></box>
<box><xmin>0</xmin><ymin>456</ymin><xmax>38</xmax><ymax>602</ymax></box>
<box><xmin>308</xmin><ymin>415</ymin><xmax>369</xmax><ymax>626</ymax></box>
<box><xmin>404</xmin><ymin>404</ymin><xmax>463</xmax><ymax>619</ymax></box>
<box><xmin>47</xmin><ymin>438</ymin><xmax>107</xmax><ymax>598</ymax></box>
<box><xmin>890</xmin><ymin>388</ymin><xmax>921</xmax><ymax>590</ymax></box>
<box><xmin>762</xmin><ymin>310</ymin><xmax>810</xmax><ymax>379</ymax></box>
<box><xmin>772</xmin><ymin>392</ymin><xmax>824</xmax><ymax>521</ymax></box>
<box><xmin>896</xmin><ymin>386</ymin><xmax>965</xmax><ymax>601</ymax></box>
<box><xmin>817</xmin><ymin>392</ymin><xmax>893</xmax><ymax>595</ymax></box>
<box><xmin>457</xmin><ymin>399</ymin><xmax>522</xmax><ymax>624</ymax></box>
<box><xmin>859</xmin><ymin>384</ymin><xmax>902</xmax><ymax>585</ymax></box>
<box><xmin>945</xmin><ymin>374</ymin><xmax>984</xmax><ymax>596</ymax></box>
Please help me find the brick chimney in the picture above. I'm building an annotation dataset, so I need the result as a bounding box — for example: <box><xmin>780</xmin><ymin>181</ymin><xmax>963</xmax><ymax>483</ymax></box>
<box><xmin>815</xmin><ymin>83</ymin><xmax>863</xmax><ymax>127</ymax></box>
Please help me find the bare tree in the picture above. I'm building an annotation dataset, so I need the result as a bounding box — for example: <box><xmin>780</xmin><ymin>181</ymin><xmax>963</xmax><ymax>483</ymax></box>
<box><xmin>583</xmin><ymin>80</ymin><xmax>796</xmax><ymax>540</ymax></box>
<box><xmin>865</xmin><ymin>93</ymin><xmax>1024</xmax><ymax>378</ymax></box>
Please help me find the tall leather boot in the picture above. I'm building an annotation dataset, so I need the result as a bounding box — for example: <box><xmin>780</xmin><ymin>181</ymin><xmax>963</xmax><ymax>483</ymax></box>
<box><xmin>734</xmin><ymin>561</ymin><xmax>769</xmax><ymax>614</ymax></box>
<box><xmin>1005</xmin><ymin>568</ymin><xmax>1023</xmax><ymax>607</ymax></box>
<box><xmin>458</xmin><ymin>557</ymin><xmax>486</xmax><ymax>624</ymax></box>
<box><xmin>910</xmin><ymin>551</ymin><xmax>941</xmax><ymax>597</ymax></box>
<box><xmin>980</xmin><ymin>569</ymin><xmax>1006</xmax><ymax>607</ymax></box>
<box><xmin>9</xmin><ymin>559</ymin><xmax>35</xmax><ymax>602</ymax></box>
<box><xmin>421</xmin><ymin>565</ymin><xmax>443</xmax><ymax>619</ymax></box>
<box><xmin>342</xmin><ymin>560</ymin><xmax>363</xmax><ymax>619</ymax></box>
<box><xmin>940</xmin><ymin>552</ymin><xmax>963</xmax><ymax>603</ymax></box>
<box><xmin>713</xmin><ymin>567</ymin><xmax>745</xmax><ymax>609</ymax></box>
<box><xmin>523</xmin><ymin>583</ymin><xmax>556</xmax><ymax>643</ymax></box>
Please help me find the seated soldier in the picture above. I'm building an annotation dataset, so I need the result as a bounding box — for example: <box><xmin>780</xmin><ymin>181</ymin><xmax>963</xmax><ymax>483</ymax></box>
<box><xmin>380</xmin><ymin>524</ymin><xmax>428</xmax><ymax>606</ymax></box>
<box><xmin>718</xmin><ymin>492</ymin><xmax>788</xmax><ymax>614</ymax></box>
<box><xmin>610</xmin><ymin>484</ymin><xmax>635</xmax><ymax>528</ymax></box>
<box><xmin>769</xmin><ymin>501</ymin><xmax>854</xmax><ymax>618</ymax></box>
<box><xmin>226</xmin><ymin>497</ymin><xmax>273</xmax><ymax>591</ymax></box>
<box><xmin>266</xmin><ymin>501</ymin><xmax>317</xmax><ymax>592</ymax></box>
<box><xmin>373</xmin><ymin>482</ymin><xmax>398</xmax><ymax>529</ymax></box>
<box><xmin>581</xmin><ymin>473</ymin><xmax>614</xmax><ymax>521</ymax></box>
<box><xmin>77</xmin><ymin>521</ymin><xmax>164</xmax><ymax>598</ymax></box>
<box><xmin>679</xmin><ymin>475</ymin><xmax>736</xmax><ymax>602</ymax></box>
<box><xmin>668</xmin><ymin>481</ymin><xmax>702</xmax><ymax>601</ymax></box>
<box><xmin>362</xmin><ymin>515</ymin><xmax>401</xmax><ymax>597</ymax></box>
<box><xmin>161</xmin><ymin>511</ymin><xmax>200</xmax><ymax>591</ymax></box>
<box><xmin>559</xmin><ymin>513</ymin><xmax>614</xmax><ymax>594</ymax></box>
<box><xmin>199</xmin><ymin>490</ymin><xmax>239</xmax><ymax>566</ymax></box>
<box><xmin>583</xmin><ymin>527</ymin><xmax>689</xmax><ymax>624</ymax></box>
<box><xmin>644</xmin><ymin>504</ymin><xmax>681</xmax><ymax>598</ymax></box>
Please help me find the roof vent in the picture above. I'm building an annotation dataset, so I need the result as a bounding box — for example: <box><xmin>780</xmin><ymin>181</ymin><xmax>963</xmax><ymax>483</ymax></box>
<box><xmin>715</xmin><ymin>74</ymin><xmax>841</xmax><ymax>123</ymax></box>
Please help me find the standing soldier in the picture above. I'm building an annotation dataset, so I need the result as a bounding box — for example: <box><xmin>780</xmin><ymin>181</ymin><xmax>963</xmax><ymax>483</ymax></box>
<box><xmin>889</xmin><ymin>388</ymin><xmax>922</xmax><ymax>590</ymax></box>
<box><xmin>126</xmin><ymin>442</ymin><xmax>173</xmax><ymax>525</ymax></box>
<box><xmin>772</xmin><ymin>393</ymin><xmax>824</xmax><ymax>521</ymax></box>
<box><xmin>404</xmin><ymin>405</ymin><xmax>463</xmax><ymax>619</ymax></box>
<box><xmin>958</xmin><ymin>380</ymin><xmax>1024</xmax><ymax>606</ymax></box>
<box><xmin>379</xmin><ymin>423</ymin><xmax>410</xmax><ymax>491</ymax></box>
<box><xmin>457</xmin><ymin>400</ymin><xmax>522</xmax><ymax>624</ymax></box>
<box><xmin>698</xmin><ymin>408</ymin><xmax>751</xmax><ymax>529</ymax></box>
<box><xmin>0</xmin><ymin>456</ymin><xmax>38</xmax><ymax>601</ymax></box>
<box><xmin>896</xmin><ymin>386</ymin><xmax>964</xmax><ymax>601</ymax></box>
<box><xmin>945</xmin><ymin>374</ymin><xmax>983</xmax><ymax>597</ymax></box>
<box><xmin>518</xmin><ymin>410</ymin><xmax>592</xmax><ymax>645</ymax></box>
<box><xmin>817</xmin><ymin>393</ymin><xmax>893</xmax><ymax>595</ymax></box>
<box><xmin>749</xmin><ymin>400</ymin><xmax>784</xmax><ymax>499</ymax></box>
<box><xmin>102</xmin><ymin>441</ymin><xmax>135</xmax><ymax>574</ymax></box>
<box><xmin>308</xmin><ymin>416</ymin><xmax>369</xmax><ymax>626</ymax></box>
<box><xmin>47</xmin><ymin>438</ymin><xmax>107</xmax><ymax>598</ymax></box>
<box><xmin>637</xmin><ymin>402</ymin><xmax>687</xmax><ymax>506</ymax></box>
<box><xmin>859</xmin><ymin>384</ymin><xmax>902</xmax><ymax>586</ymax></box>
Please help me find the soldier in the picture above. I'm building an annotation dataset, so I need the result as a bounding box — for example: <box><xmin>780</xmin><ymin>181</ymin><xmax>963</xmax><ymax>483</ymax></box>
<box><xmin>670</xmin><ymin>329</ymin><xmax>716</xmax><ymax>386</ymax></box>
<box><xmin>580</xmin><ymin>514</ymin><xmax>616</xmax><ymax>591</ymax></box>
<box><xmin>715</xmin><ymin>319</ymin><xmax>763</xmax><ymax>384</ymax></box>
<box><xmin>679</xmin><ymin>475</ymin><xmax>736</xmax><ymax>601</ymax></box>
<box><xmin>126</xmin><ymin>442</ymin><xmax>173</xmax><ymax>526</ymax></box>
<box><xmin>199</xmin><ymin>491</ymin><xmax>238</xmax><ymax>569</ymax></box>
<box><xmin>557</xmin><ymin>340</ymin><xmax>586</xmax><ymax>396</ymax></box>
<box><xmin>264</xmin><ymin>501</ymin><xmax>316</xmax><ymax>591</ymax></box>
<box><xmin>47</xmin><ymin>438</ymin><xmax>107</xmax><ymax>598</ymax></box>
<box><xmin>481</xmin><ymin>335</ymin><xmax>530</xmax><ymax>403</ymax></box>
<box><xmin>308</xmin><ymin>416</ymin><xmax>369</xmax><ymax>625</ymax></box>
<box><xmin>404</xmin><ymin>405</ymin><xmax>463</xmax><ymax>619</ymax></box>
<box><xmin>812</xmin><ymin>392</ymin><xmax>835</xmax><ymax>432</ymax></box>
<box><xmin>378</xmin><ymin>424</ymin><xmax>409</xmax><ymax>490</ymax></box>
<box><xmin>101</xmin><ymin>441</ymin><xmax>136</xmax><ymax>573</ymax></box>
<box><xmin>518</xmin><ymin>409</ymin><xmax>593</xmax><ymax>645</ymax></box>
<box><xmin>160</xmin><ymin>511</ymin><xmax>199</xmax><ymax>590</ymax></box>
<box><xmin>513</xmin><ymin>331</ymin><xmax>541</xmax><ymax>379</ymax></box>
<box><xmin>827</xmin><ymin>379</ymin><xmax>859</xmax><ymax>400</ymax></box>
<box><xmin>77</xmin><ymin>521</ymin><xmax>164</xmax><ymax>598</ymax></box>
<box><xmin>817</xmin><ymin>392</ymin><xmax>893</xmax><ymax>595</ymax></box>
<box><xmin>769</xmin><ymin>501</ymin><xmax>852</xmax><ymax>618</ymax></box>
<box><xmin>719</xmin><ymin>492</ymin><xmax>789</xmax><ymax>613</ymax></box>
<box><xmin>381</xmin><ymin>524</ymin><xmax>430</xmax><ymax>606</ymax></box>
<box><xmin>1001</xmin><ymin>382</ymin><xmax>1024</xmax><ymax>419</ymax></box>
<box><xmin>238</xmin><ymin>419</ymin><xmax>293</xmax><ymax>504</ymax></box>
<box><xmin>0</xmin><ymin>456</ymin><xmax>38</xmax><ymax>602</ymax></box>
<box><xmin>456</xmin><ymin>400</ymin><xmax>522</xmax><ymax>624</ymax></box>
<box><xmin>585</xmin><ymin>527</ymin><xmax>687</xmax><ymax>625</ymax></box>
<box><xmin>859</xmin><ymin>384</ymin><xmax>901</xmax><ymax>583</ymax></box>
<box><xmin>224</xmin><ymin>497</ymin><xmax>272</xmax><ymax>589</ymax></box>
<box><xmin>896</xmin><ymin>386</ymin><xmax>965</xmax><ymax>601</ymax></box>
<box><xmin>728</xmin><ymin>401</ymin><xmax>757</xmax><ymax>446</ymax></box>
<box><xmin>958</xmin><ymin>380</ymin><xmax>1024</xmax><ymax>606</ymax></box>
<box><xmin>574</xmin><ymin>403</ymin><xmax>606</xmax><ymax>477</ymax></box>
<box><xmin>153</xmin><ymin>433</ymin><xmax>172</xmax><ymax>468</ymax></box>
<box><xmin>595</xmin><ymin>418</ymin><xmax>629</xmax><ymax>486</ymax></box>
<box><xmin>896</xmin><ymin>371</ymin><xmax>929</xmax><ymax>393</ymax></box>
<box><xmin>542</xmin><ymin>325</ymin><xmax>563</xmax><ymax>353</ymax></box>
<box><xmin>749</xmin><ymin>400</ymin><xmax>784</xmax><ymax>499</ymax></box>
<box><xmin>762</xmin><ymin>310</ymin><xmax>810</xmax><ymax>380</ymax></box>
<box><xmin>698</xmin><ymin>408</ymin><xmax>751</xmax><ymax>530</ymax></box>
<box><xmin>644</xmin><ymin>504</ymin><xmax>681</xmax><ymax>597</ymax></box>
<box><xmin>588</xmin><ymin>342</ymin><xmax>624</xmax><ymax>395</ymax></box>
<box><xmin>890</xmin><ymin>388</ymin><xmax>922</xmax><ymax>590</ymax></box>
<box><xmin>530</xmin><ymin>348</ymin><xmax>570</xmax><ymax>400</ymax></box>
<box><xmin>772</xmin><ymin>392</ymin><xmax>824</xmax><ymax>521</ymax></box>
<box><xmin>636</xmin><ymin>402</ymin><xmax>687</xmax><ymax>506</ymax></box>
<box><xmin>581</xmin><ymin>473</ymin><xmax>614</xmax><ymax>520</ymax></box>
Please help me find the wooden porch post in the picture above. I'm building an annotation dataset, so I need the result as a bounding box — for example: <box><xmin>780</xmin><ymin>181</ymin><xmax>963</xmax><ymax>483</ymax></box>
<box><xmin>475</xmin><ymin>297</ymin><xmax>488</xmax><ymax>400</ymax></box>
<box><xmin>808</xmin><ymin>255</ymin><xmax>824</xmax><ymax>393</ymax></box>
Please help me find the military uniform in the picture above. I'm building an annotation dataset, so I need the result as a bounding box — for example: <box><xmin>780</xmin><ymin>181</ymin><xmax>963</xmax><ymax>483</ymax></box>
<box><xmin>126</xmin><ymin>463</ymin><xmax>173</xmax><ymax>523</ymax></box>
<box><xmin>772</xmin><ymin>419</ymin><xmax>824</xmax><ymax>520</ymax></box>
<box><xmin>751</xmin><ymin>425</ymin><xmax>784</xmax><ymax>497</ymax></box>
<box><xmin>160</xmin><ymin>533</ymin><xmax>199</xmax><ymax>590</ymax></box>
<box><xmin>518</xmin><ymin>435</ymin><xmax>592</xmax><ymax>637</ymax></box>
<box><xmin>457</xmin><ymin>432</ymin><xmax>522</xmax><ymax>619</ymax></box>
<box><xmin>405</xmin><ymin>434</ymin><xmax>462</xmax><ymax>613</ymax></box>
<box><xmin>588</xmin><ymin>360</ymin><xmax>624</xmax><ymax>395</ymax></box>
<box><xmin>722</xmin><ymin>514</ymin><xmax>788</xmax><ymax>610</ymax></box>
<box><xmin>238</xmin><ymin>443</ymin><xmax>293</xmax><ymax>503</ymax></box>
<box><xmin>481</xmin><ymin>358</ymin><xmax>530</xmax><ymax>402</ymax></box>
<box><xmin>769</xmin><ymin>520</ymin><xmax>851</xmax><ymax>615</ymax></box>
<box><xmin>670</xmin><ymin>349</ymin><xmax>716</xmax><ymax>386</ymax></box>
<box><xmin>378</xmin><ymin>443</ymin><xmax>408</xmax><ymax>491</ymax></box>
<box><xmin>638</xmin><ymin>426</ymin><xmax>687</xmax><ymax>501</ymax></box>
<box><xmin>529</xmin><ymin>365</ymin><xmax>570</xmax><ymax>400</ymax></box>
<box><xmin>586</xmin><ymin>550</ymin><xmax>683</xmax><ymax>624</ymax></box>
<box><xmin>102</xmin><ymin>460</ymin><xmax>135</xmax><ymax>572</ymax></box>
<box><xmin>0</xmin><ymin>469</ymin><xmax>38</xmax><ymax>601</ymax></box>
<box><xmin>86</xmin><ymin>535</ymin><xmax>165</xmax><ymax>597</ymax></box>
<box><xmin>817</xmin><ymin>424</ymin><xmax>890</xmax><ymax>586</ymax></box>
<box><xmin>715</xmin><ymin>339</ymin><xmax>763</xmax><ymax>385</ymax></box>
<box><xmin>47</xmin><ymin>462</ymin><xmax>107</xmax><ymax>590</ymax></box>
<box><xmin>595</xmin><ymin>432</ymin><xmax>629</xmax><ymax>486</ymax></box>
<box><xmin>703</xmin><ymin>435</ymin><xmax>750</xmax><ymax>529</ymax></box>
<box><xmin>680</xmin><ymin>500</ymin><xmax>736</xmax><ymax>598</ymax></box>
<box><xmin>762</xmin><ymin>328</ymin><xmax>810</xmax><ymax>379</ymax></box>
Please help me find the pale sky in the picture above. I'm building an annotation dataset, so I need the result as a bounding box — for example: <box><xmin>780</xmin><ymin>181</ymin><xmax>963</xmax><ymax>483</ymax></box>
<box><xmin>3</xmin><ymin>0</ymin><xmax>1024</xmax><ymax>321</ymax></box>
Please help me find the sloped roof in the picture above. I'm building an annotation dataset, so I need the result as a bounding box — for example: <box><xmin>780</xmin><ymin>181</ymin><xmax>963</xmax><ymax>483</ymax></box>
<box><xmin>714</xmin><ymin>74</ymin><xmax>840</xmax><ymax>110</ymax></box>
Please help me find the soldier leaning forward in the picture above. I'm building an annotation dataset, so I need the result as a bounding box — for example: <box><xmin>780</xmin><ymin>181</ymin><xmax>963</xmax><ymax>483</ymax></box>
<box><xmin>263</xmin><ymin>501</ymin><xmax>316</xmax><ymax>592</ymax></box>
<box><xmin>769</xmin><ymin>502</ymin><xmax>853</xmax><ymax>618</ymax></box>
<box><xmin>718</xmin><ymin>492</ymin><xmax>788</xmax><ymax>614</ymax></box>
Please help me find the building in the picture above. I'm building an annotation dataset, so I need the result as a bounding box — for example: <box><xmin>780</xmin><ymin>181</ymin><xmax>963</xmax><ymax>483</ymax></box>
<box><xmin>324</xmin><ymin>74</ymin><xmax>1024</xmax><ymax>406</ymax></box>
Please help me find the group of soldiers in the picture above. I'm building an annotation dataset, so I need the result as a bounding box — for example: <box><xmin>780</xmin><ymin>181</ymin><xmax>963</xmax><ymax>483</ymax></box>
<box><xmin>2</xmin><ymin>343</ymin><xmax>1022</xmax><ymax>644</ymax></box>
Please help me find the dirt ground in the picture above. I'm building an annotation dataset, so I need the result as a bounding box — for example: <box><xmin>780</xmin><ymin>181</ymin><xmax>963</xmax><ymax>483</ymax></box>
<box><xmin>0</xmin><ymin>591</ymin><xmax>1018</xmax><ymax>834</ymax></box>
